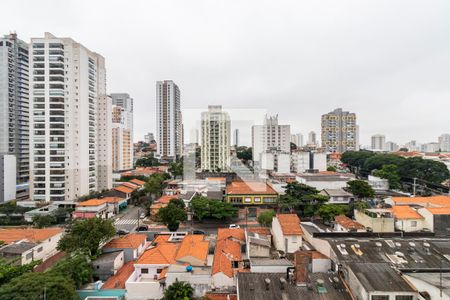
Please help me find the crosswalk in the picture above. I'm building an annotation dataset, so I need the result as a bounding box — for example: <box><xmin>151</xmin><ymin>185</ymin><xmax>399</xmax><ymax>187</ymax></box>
<box><xmin>115</xmin><ymin>219</ymin><xmax>139</xmax><ymax>226</ymax></box>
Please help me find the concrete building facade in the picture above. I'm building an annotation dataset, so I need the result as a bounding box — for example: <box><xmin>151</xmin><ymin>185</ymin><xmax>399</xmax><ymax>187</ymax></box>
<box><xmin>111</xmin><ymin>93</ymin><xmax>133</xmax><ymax>171</ymax></box>
<box><xmin>438</xmin><ymin>133</ymin><xmax>450</xmax><ymax>152</ymax></box>
<box><xmin>371</xmin><ymin>134</ymin><xmax>386</xmax><ymax>151</ymax></box>
<box><xmin>0</xmin><ymin>154</ymin><xmax>16</xmax><ymax>203</ymax></box>
<box><xmin>321</xmin><ymin>108</ymin><xmax>359</xmax><ymax>153</ymax></box>
<box><xmin>252</xmin><ymin>115</ymin><xmax>290</xmax><ymax>163</ymax></box>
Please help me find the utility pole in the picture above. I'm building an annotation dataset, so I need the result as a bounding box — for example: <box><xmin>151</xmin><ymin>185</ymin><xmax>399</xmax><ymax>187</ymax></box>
<box><xmin>413</xmin><ymin>178</ymin><xmax>417</xmax><ymax>196</ymax></box>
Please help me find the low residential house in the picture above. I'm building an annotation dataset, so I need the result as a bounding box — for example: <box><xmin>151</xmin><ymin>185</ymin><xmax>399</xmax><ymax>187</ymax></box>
<box><xmin>111</xmin><ymin>185</ymin><xmax>134</xmax><ymax>200</ymax></box>
<box><xmin>0</xmin><ymin>228</ymin><xmax>64</xmax><ymax>265</ymax></box>
<box><xmin>354</xmin><ymin>208</ymin><xmax>395</xmax><ymax>232</ymax></box>
<box><xmin>417</xmin><ymin>207</ymin><xmax>450</xmax><ymax>236</ymax></box>
<box><xmin>368</xmin><ymin>175</ymin><xmax>389</xmax><ymax>191</ymax></box>
<box><xmin>73</xmin><ymin>198</ymin><xmax>114</xmax><ymax>219</ymax></box>
<box><xmin>104</xmin><ymin>197</ymin><xmax>128</xmax><ymax>214</ymax></box>
<box><xmin>101</xmin><ymin>261</ymin><xmax>135</xmax><ymax>290</ymax></box>
<box><xmin>92</xmin><ymin>251</ymin><xmax>124</xmax><ymax>281</ymax></box>
<box><xmin>384</xmin><ymin>195</ymin><xmax>450</xmax><ymax>208</ymax></box>
<box><xmin>320</xmin><ymin>189</ymin><xmax>354</xmax><ymax>204</ymax></box>
<box><xmin>150</xmin><ymin>195</ymin><xmax>179</xmax><ymax>219</ymax></box>
<box><xmin>391</xmin><ymin>206</ymin><xmax>424</xmax><ymax>232</ymax></box>
<box><xmin>333</xmin><ymin>215</ymin><xmax>365</xmax><ymax>232</ymax></box>
<box><xmin>404</xmin><ymin>273</ymin><xmax>450</xmax><ymax>300</ymax></box>
<box><xmin>129</xmin><ymin>179</ymin><xmax>146</xmax><ymax>187</ymax></box>
<box><xmin>272</xmin><ymin>214</ymin><xmax>303</xmax><ymax>254</ymax></box>
<box><xmin>249</xmin><ymin>258</ymin><xmax>293</xmax><ymax>273</ymax></box>
<box><xmin>296</xmin><ymin>172</ymin><xmax>353</xmax><ymax>190</ymax></box>
<box><xmin>103</xmin><ymin>234</ymin><xmax>147</xmax><ymax>263</ymax></box>
<box><xmin>245</xmin><ymin>231</ymin><xmax>270</xmax><ymax>258</ymax></box>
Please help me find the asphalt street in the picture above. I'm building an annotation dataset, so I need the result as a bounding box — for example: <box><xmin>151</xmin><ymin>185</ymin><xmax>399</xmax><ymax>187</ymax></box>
<box><xmin>114</xmin><ymin>205</ymin><xmax>143</xmax><ymax>232</ymax></box>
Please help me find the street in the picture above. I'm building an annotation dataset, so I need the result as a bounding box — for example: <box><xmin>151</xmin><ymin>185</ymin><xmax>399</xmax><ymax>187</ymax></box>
<box><xmin>114</xmin><ymin>205</ymin><xmax>142</xmax><ymax>232</ymax></box>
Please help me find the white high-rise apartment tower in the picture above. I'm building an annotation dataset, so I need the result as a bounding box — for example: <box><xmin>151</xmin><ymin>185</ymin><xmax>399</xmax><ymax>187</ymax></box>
<box><xmin>252</xmin><ymin>115</ymin><xmax>290</xmax><ymax>163</ymax></box>
<box><xmin>321</xmin><ymin>108</ymin><xmax>359</xmax><ymax>153</ymax></box>
<box><xmin>233</xmin><ymin>129</ymin><xmax>239</xmax><ymax>146</ymax></box>
<box><xmin>308</xmin><ymin>131</ymin><xmax>317</xmax><ymax>145</ymax></box>
<box><xmin>438</xmin><ymin>134</ymin><xmax>450</xmax><ymax>152</ymax></box>
<box><xmin>371</xmin><ymin>134</ymin><xmax>386</xmax><ymax>151</ymax></box>
<box><xmin>156</xmin><ymin>80</ymin><xmax>182</xmax><ymax>160</ymax></box>
<box><xmin>201</xmin><ymin>106</ymin><xmax>231</xmax><ymax>171</ymax></box>
<box><xmin>0</xmin><ymin>33</ymin><xmax>29</xmax><ymax>200</ymax></box>
<box><xmin>111</xmin><ymin>93</ymin><xmax>133</xmax><ymax>171</ymax></box>
<box><xmin>291</xmin><ymin>133</ymin><xmax>304</xmax><ymax>148</ymax></box>
<box><xmin>29</xmin><ymin>33</ymin><xmax>112</xmax><ymax>202</ymax></box>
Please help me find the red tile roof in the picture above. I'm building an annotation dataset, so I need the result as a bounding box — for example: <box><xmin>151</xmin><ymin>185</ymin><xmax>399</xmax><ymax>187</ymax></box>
<box><xmin>136</xmin><ymin>243</ymin><xmax>178</xmax><ymax>265</ymax></box>
<box><xmin>276</xmin><ymin>214</ymin><xmax>303</xmax><ymax>235</ymax></box>
<box><xmin>391</xmin><ymin>196</ymin><xmax>450</xmax><ymax>208</ymax></box>
<box><xmin>156</xmin><ymin>195</ymin><xmax>179</xmax><ymax>204</ymax></box>
<box><xmin>217</xmin><ymin>228</ymin><xmax>245</xmax><ymax>242</ymax></box>
<box><xmin>212</xmin><ymin>239</ymin><xmax>242</xmax><ymax>277</ymax></box>
<box><xmin>175</xmin><ymin>235</ymin><xmax>209</xmax><ymax>263</ymax></box>
<box><xmin>205</xmin><ymin>293</ymin><xmax>237</xmax><ymax>300</ymax></box>
<box><xmin>334</xmin><ymin>215</ymin><xmax>365</xmax><ymax>230</ymax></box>
<box><xmin>248</xmin><ymin>227</ymin><xmax>271</xmax><ymax>236</ymax></box>
<box><xmin>226</xmin><ymin>181</ymin><xmax>278</xmax><ymax>195</ymax></box>
<box><xmin>114</xmin><ymin>185</ymin><xmax>134</xmax><ymax>194</ymax></box>
<box><xmin>101</xmin><ymin>261</ymin><xmax>134</xmax><ymax>289</ymax></box>
<box><xmin>104</xmin><ymin>234</ymin><xmax>146</xmax><ymax>249</ymax></box>
<box><xmin>0</xmin><ymin>228</ymin><xmax>63</xmax><ymax>245</ymax></box>
<box><xmin>426</xmin><ymin>207</ymin><xmax>450</xmax><ymax>215</ymax></box>
<box><xmin>391</xmin><ymin>206</ymin><xmax>423</xmax><ymax>220</ymax></box>
<box><xmin>76</xmin><ymin>198</ymin><xmax>108</xmax><ymax>207</ymax></box>
<box><xmin>130</xmin><ymin>179</ymin><xmax>146</xmax><ymax>186</ymax></box>
<box><xmin>121</xmin><ymin>182</ymin><xmax>139</xmax><ymax>190</ymax></box>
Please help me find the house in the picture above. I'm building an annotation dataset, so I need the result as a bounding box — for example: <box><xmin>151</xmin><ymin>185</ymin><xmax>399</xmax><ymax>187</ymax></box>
<box><xmin>0</xmin><ymin>228</ymin><xmax>64</xmax><ymax>265</ymax></box>
<box><xmin>103</xmin><ymin>233</ymin><xmax>147</xmax><ymax>262</ymax></box>
<box><xmin>92</xmin><ymin>251</ymin><xmax>124</xmax><ymax>281</ymax></box>
<box><xmin>104</xmin><ymin>197</ymin><xmax>128</xmax><ymax>214</ymax></box>
<box><xmin>272</xmin><ymin>214</ymin><xmax>303</xmax><ymax>254</ymax></box>
<box><xmin>249</xmin><ymin>258</ymin><xmax>293</xmax><ymax>273</ymax></box>
<box><xmin>368</xmin><ymin>175</ymin><xmax>389</xmax><ymax>191</ymax></box>
<box><xmin>404</xmin><ymin>273</ymin><xmax>450</xmax><ymax>300</ymax></box>
<box><xmin>320</xmin><ymin>189</ymin><xmax>354</xmax><ymax>204</ymax></box>
<box><xmin>417</xmin><ymin>207</ymin><xmax>450</xmax><ymax>236</ymax></box>
<box><xmin>391</xmin><ymin>206</ymin><xmax>424</xmax><ymax>232</ymax></box>
<box><xmin>111</xmin><ymin>185</ymin><xmax>135</xmax><ymax>200</ymax></box>
<box><xmin>150</xmin><ymin>195</ymin><xmax>179</xmax><ymax>219</ymax></box>
<box><xmin>354</xmin><ymin>208</ymin><xmax>395</xmax><ymax>232</ymax></box>
<box><xmin>73</xmin><ymin>198</ymin><xmax>114</xmax><ymax>219</ymax></box>
<box><xmin>129</xmin><ymin>179</ymin><xmax>146</xmax><ymax>187</ymax></box>
<box><xmin>384</xmin><ymin>195</ymin><xmax>450</xmax><ymax>208</ymax></box>
<box><xmin>101</xmin><ymin>261</ymin><xmax>135</xmax><ymax>290</ymax></box>
<box><xmin>295</xmin><ymin>173</ymin><xmax>353</xmax><ymax>190</ymax></box>
<box><xmin>245</xmin><ymin>231</ymin><xmax>270</xmax><ymax>258</ymax></box>
<box><xmin>333</xmin><ymin>215</ymin><xmax>365</xmax><ymax>232</ymax></box>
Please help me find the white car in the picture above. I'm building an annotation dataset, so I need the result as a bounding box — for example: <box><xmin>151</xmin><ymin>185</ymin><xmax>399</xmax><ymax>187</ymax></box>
<box><xmin>229</xmin><ymin>224</ymin><xmax>240</xmax><ymax>229</ymax></box>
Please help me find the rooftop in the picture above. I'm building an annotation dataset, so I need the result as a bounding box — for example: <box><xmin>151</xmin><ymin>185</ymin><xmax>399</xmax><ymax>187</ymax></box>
<box><xmin>76</xmin><ymin>198</ymin><xmax>108</xmax><ymax>207</ymax></box>
<box><xmin>334</xmin><ymin>215</ymin><xmax>365</xmax><ymax>230</ymax></box>
<box><xmin>390</xmin><ymin>195</ymin><xmax>450</xmax><ymax>208</ymax></box>
<box><xmin>103</xmin><ymin>234</ymin><xmax>146</xmax><ymax>250</ymax></box>
<box><xmin>212</xmin><ymin>238</ymin><xmax>242</xmax><ymax>277</ymax></box>
<box><xmin>250</xmin><ymin>258</ymin><xmax>293</xmax><ymax>267</ymax></box>
<box><xmin>276</xmin><ymin>214</ymin><xmax>303</xmax><ymax>235</ymax></box>
<box><xmin>0</xmin><ymin>241</ymin><xmax>37</xmax><ymax>254</ymax></box>
<box><xmin>0</xmin><ymin>228</ymin><xmax>63</xmax><ymax>245</ymax></box>
<box><xmin>114</xmin><ymin>185</ymin><xmax>134</xmax><ymax>194</ymax></box>
<box><xmin>226</xmin><ymin>181</ymin><xmax>278</xmax><ymax>195</ymax></box>
<box><xmin>320</xmin><ymin>189</ymin><xmax>353</xmax><ymax>197</ymax></box>
<box><xmin>156</xmin><ymin>195</ymin><xmax>179</xmax><ymax>204</ymax></box>
<box><xmin>426</xmin><ymin>207</ymin><xmax>450</xmax><ymax>215</ymax></box>
<box><xmin>129</xmin><ymin>179</ymin><xmax>146</xmax><ymax>186</ymax></box>
<box><xmin>391</xmin><ymin>206</ymin><xmax>423</xmax><ymax>220</ymax></box>
<box><xmin>94</xmin><ymin>251</ymin><xmax>123</xmax><ymax>263</ymax></box>
<box><xmin>217</xmin><ymin>228</ymin><xmax>245</xmax><ymax>242</ymax></box>
<box><xmin>101</xmin><ymin>261</ymin><xmax>135</xmax><ymax>289</ymax></box>
<box><xmin>175</xmin><ymin>235</ymin><xmax>209</xmax><ymax>263</ymax></box>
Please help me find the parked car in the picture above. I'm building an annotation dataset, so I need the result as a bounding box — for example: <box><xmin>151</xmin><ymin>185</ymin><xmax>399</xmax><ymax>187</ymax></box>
<box><xmin>193</xmin><ymin>230</ymin><xmax>206</xmax><ymax>235</ymax></box>
<box><xmin>116</xmin><ymin>229</ymin><xmax>129</xmax><ymax>235</ymax></box>
<box><xmin>229</xmin><ymin>224</ymin><xmax>240</xmax><ymax>229</ymax></box>
<box><xmin>136</xmin><ymin>225</ymin><xmax>149</xmax><ymax>232</ymax></box>
<box><xmin>139</xmin><ymin>213</ymin><xmax>146</xmax><ymax>219</ymax></box>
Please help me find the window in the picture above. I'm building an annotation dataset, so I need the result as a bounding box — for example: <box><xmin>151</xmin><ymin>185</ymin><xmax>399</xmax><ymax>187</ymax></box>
<box><xmin>410</xmin><ymin>221</ymin><xmax>417</xmax><ymax>227</ymax></box>
<box><xmin>292</xmin><ymin>236</ymin><xmax>298</xmax><ymax>243</ymax></box>
<box><xmin>156</xmin><ymin>268</ymin><xmax>163</xmax><ymax>274</ymax></box>
<box><xmin>25</xmin><ymin>253</ymin><xmax>33</xmax><ymax>260</ymax></box>
<box><xmin>395</xmin><ymin>296</ymin><xmax>413</xmax><ymax>300</ymax></box>
<box><xmin>37</xmin><ymin>247</ymin><xmax>43</xmax><ymax>253</ymax></box>
<box><xmin>244</xmin><ymin>197</ymin><xmax>251</xmax><ymax>203</ymax></box>
<box><xmin>254</xmin><ymin>197</ymin><xmax>261</xmax><ymax>203</ymax></box>
<box><xmin>371</xmin><ymin>296</ymin><xmax>389</xmax><ymax>300</ymax></box>
<box><xmin>141</xmin><ymin>268</ymin><xmax>148</xmax><ymax>274</ymax></box>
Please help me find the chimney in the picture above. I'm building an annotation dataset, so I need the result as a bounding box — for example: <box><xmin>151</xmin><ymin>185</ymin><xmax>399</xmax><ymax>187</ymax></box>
<box><xmin>279</xmin><ymin>277</ymin><xmax>287</xmax><ymax>290</ymax></box>
<box><xmin>264</xmin><ymin>278</ymin><xmax>271</xmax><ymax>290</ymax></box>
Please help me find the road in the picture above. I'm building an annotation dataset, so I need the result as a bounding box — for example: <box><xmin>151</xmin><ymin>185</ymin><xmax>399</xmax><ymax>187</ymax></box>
<box><xmin>114</xmin><ymin>205</ymin><xmax>143</xmax><ymax>232</ymax></box>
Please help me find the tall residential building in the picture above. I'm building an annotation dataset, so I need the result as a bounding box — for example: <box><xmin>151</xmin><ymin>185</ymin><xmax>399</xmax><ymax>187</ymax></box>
<box><xmin>144</xmin><ymin>132</ymin><xmax>154</xmax><ymax>144</ymax></box>
<box><xmin>291</xmin><ymin>133</ymin><xmax>304</xmax><ymax>148</ymax></box>
<box><xmin>29</xmin><ymin>32</ymin><xmax>111</xmax><ymax>202</ymax></box>
<box><xmin>111</xmin><ymin>93</ymin><xmax>133</xmax><ymax>171</ymax></box>
<box><xmin>438</xmin><ymin>134</ymin><xmax>450</xmax><ymax>152</ymax></box>
<box><xmin>252</xmin><ymin>115</ymin><xmax>290</xmax><ymax>163</ymax></box>
<box><xmin>0</xmin><ymin>33</ymin><xmax>29</xmax><ymax>199</ymax></box>
<box><xmin>0</xmin><ymin>155</ymin><xmax>16</xmax><ymax>203</ymax></box>
<box><xmin>321</xmin><ymin>108</ymin><xmax>359</xmax><ymax>153</ymax></box>
<box><xmin>156</xmin><ymin>80</ymin><xmax>182</xmax><ymax>160</ymax></box>
<box><xmin>233</xmin><ymin>129</ymin><xmax>239</xmax><ymax>146</ymax></box>
<box><xmin>371</xmin><ymin>134</ymin><xmax>386</xmax><ymax>151</ymax></box>
<box><xmin>385</xmin><ymin>141</ymin><xmax>399</xmax><ymax>152</ymax></box>
<box><xmin>308</xmin><ymin>131</ymin><xmax>317</xmax><ymax>145</ymax></box>
<box><xmin>201</xmin><ymin>106</ymin><xmax>230</xmax><ymax>171</ymax></box>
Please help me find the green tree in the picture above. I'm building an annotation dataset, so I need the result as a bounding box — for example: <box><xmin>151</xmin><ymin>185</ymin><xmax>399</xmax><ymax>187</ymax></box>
<box><xmin>257</xmin><ymin>210</ymin><xmax>276</xmax><ymax>226</ymax></box>
<box><xmin>236</xmin><ymin>146</ymin><xmax>253</xmax><ymax>162</ymax></box>
<box><xmin>157</xmin><ymin>201</ymin><xmax>187</xmax><ymax>231</ymax></box>
<box><xmin>163</xmin><ymin>280</ymin><xmax>194</xmax><ymax>300</ymax></box>
<box><xmin>169</xmin><ymin>161</ymin><xmax>183</xmax><ymax>178</ymax></box>
<box><xmin>0</xmin><ymin>258</ymin><xmax>40</xmax><ymax>287</ymax></box>
<box><xmin>208</xmin><ymin>200</ymin><xmax>237</xmax><ymax>220</ymax></box>
<box><xmin>169</xmin><ymin>198</ymin><xmax>186</xmax><ymax>210</ymax></box>
<box><xmin>327</xmin><ymin>166</ymin><xmax>337</xmax><ymax>172</ymax></box>
<box><xmin>32</xmin><ymin>214</ymin><xmax>56</xmax><ymax>228</ymax></box>
<box><xmin>190</xmin><ymin>196</ymin><xmax>210</xmax><ymax>221</ymax></box>
<box><xmin>363</xmin><ymin>154</ymin><xmax>405</xmax><ymax>172</ymax></box>
<box><xmin>346</xmin><ymin>180</ymin><xmax>375</xmax><ymax>199</ymax></box>
<box><xmin>0</xmin><ymin>272</ymin><xmax>78</xmax><ymax>300</ymax></box>
<box><xmin>316</xmin><ymin>205</ymin><xmax>349</xmax><ymax>223</ymax></box>
<box><xmin>135</xmin><ymin>153</ymin><xmax>160</xmax><ymax>167</ymax></box>
<box><xmin>49</xmin><ymin>254</ymin><xmax>93</xmax><ymax>289</ymax></box>
<box><xmin>279</xmin><ymin>182</ymin><xmax>329</xmax><ymax>213</ymax></box>
<box><xmin>57</xmin><ymin>218</ymin><xmax>115</xmax><ymax>259</ymax></box>
<box><xmin>341</xmin><ymin>151</ymin><xmax>376</xmax><ymax>170</ymax></box>
<box><xmin>145</xmin><ymin>173</ymin><xmax>166</xmax><ymax>199</ymax></box>
<box><xmin>354</xmin><ymin>200</ymin><xmax>370</xmax><ymax>211</ymax></box>
<box><xmin>398</xmin><ymin>157</ymin><xmax>450</xmax><ymax>185</ymax></box>
<box><xmin>373</xmin><ymin>164</ymin><xmax>401</xmax><ymax>189</ymax></box>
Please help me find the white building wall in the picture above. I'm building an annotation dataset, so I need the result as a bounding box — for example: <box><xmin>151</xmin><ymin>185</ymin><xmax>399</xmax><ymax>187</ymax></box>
<box><xmin>252</xmin><ymin>115</ymin><xmax>290</xmax><ymax>163</ymax></box>
<box><xmin>277</xmin><ymin>153</ymin><xmax>291</xmax><ymax>173</ymax></box>
<box><xmin>313</xmin><ymin>152</ymin><xmax>327</xmax><ymax>171</ymax></box>
<box><xmin>211</xmin><ymin>272</ymin><xmax>234</xmax><ymax>288</ymax></box>
<box><xmin>271</xmin><ymin>217</ymin><xmax>302</xmax><ymax>253</ymax></box>
<box><xmin>20</xmin><ymin>231</ymin><xmax>63</xmax><ymax>265</ymax></box>
<box><xmin>394</xmin><ymin>219</ymin><xmax>424</xmax><ymax>232</ymax></box>
<box><xmin>0</xmin><ymin>155</ymin><xmax>16</xmax><ymax>203</ymax></box>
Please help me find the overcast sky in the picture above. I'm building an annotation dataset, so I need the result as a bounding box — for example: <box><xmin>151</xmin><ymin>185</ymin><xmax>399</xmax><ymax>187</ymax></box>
<box><xmin>2</xmin><ymin>0</ymin><xmax>450</xmax><ymax>146</ymax></box>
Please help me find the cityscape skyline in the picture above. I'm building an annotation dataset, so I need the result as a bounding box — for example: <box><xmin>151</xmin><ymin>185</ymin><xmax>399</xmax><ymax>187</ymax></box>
<box><xmin>1</xmin><ymin>1</ymin><xmax>449</xmax><ymax>146</ymax></box>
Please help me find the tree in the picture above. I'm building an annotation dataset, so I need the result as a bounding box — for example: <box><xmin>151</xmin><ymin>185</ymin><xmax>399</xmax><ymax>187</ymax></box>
<box><xmin>236</xmin><ymin>146</ymin><xmax>252</xmax><ymax>162</ymax></box>
<box><xmin>354</xmin><ymin>200</ymin><xmax>370</xmax><ymax>211</ymax></box>
<box><xmin>157</xmin><ymin>201</ymin><xmax>187</xmax><ymax>231</ymax></box>
<box><xmin>346</xmin><ymin>180</ymin><xmax>375</xmax><ymax>199</ymax></box>
<box><xmin>316</xmin><ymin>205</ymin><xmax>349</xmax><ymax>223</ymax></box>
<box><xmin>208</xmin><ymin>200</ymin><xmax>237</xmax><ymax>220</ymax></box>
<box><xmin>32</xmin><ymin>214</ymin><xmax>56</xmax><ymax>228</ymax></box>
<box><xmin>0</xmin><ymin>258</ymin><xmax>40</xmax><ymax>287</ymax></box>
<box><xmin>169</xmin><ymin>161</ymin><xmax>183</xmax><ymax>178</ymax></box>
<box><xmin>397</xmin><ymin>157</ymin><xmax>450</xmax><ymax>185</ymax></box>
<box><xmin>190</xmin><ymin>196</ymin><xmax>210</xmax><ymax>221</ymax></box>
<box><xmin>341</xmin><ymin>151</ymin><xmax>376</xmax><ymax>170</ymax></box>
<box><xmin>363</xmin><ymin>154</ymin><xmax>405</xmax><ymax>173</ymax></box>
<box><xmin>0</xmin><ymin>272</ymin><xmax>78</xmax><ymax>300</ymax></box>
<box><xmin>327</xmin><ymin>166</ymin><xmax>337</xmax><ymax>172</ymax></box>
<box><xmin>135</xmin><ymin>153</ymin><xmax>160</xmax><ymax>167</ymax></box>
<box><xmin>57</xmin><ymin>218</ymin><xmax>115</xmax><ymax>259</ymax></box>
<box><xmin>257</xmin><ymin>210</ymin><xmax>276</xmax><ymax>226</ymax></box>
<box><xmin>49</xmin><ymin>254</ymin><xmax>93</xmax><ymax>289</ymax></box>
<box><xmin>145</xmin><ymin>173</ymin><xmax>166</xmax><ymax>199</ymax></box>
<box><xmin>373</xmin><ymin>164</ymin><xmax>401</xmax><ymax>189</ymax></box>
<box><xmin>163</xmin><ymin>280</ymin><xmax>194</xmax><ymax>300</ymax></box>
<box><xmin>169</xmin><ymin>198</ymin><xmax>186</xmax><ymax>210</ymax></box>
<box><xmin>279</xmin><ymin>182</ymin><xmax>329</xmax><ymax>213</ymax></box>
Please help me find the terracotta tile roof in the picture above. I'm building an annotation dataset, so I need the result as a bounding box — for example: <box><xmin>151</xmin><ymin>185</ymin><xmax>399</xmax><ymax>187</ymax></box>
<box><xmin>76</xmin><ymin>198</ymin><xmax>108</xmax><ymax>207</ymax></box>
<box><xmin>205</xmin><ymin>293</ymin><xmax>237</xmax><ymax>300</ymax></box>
<box><xmin>248</xmin><ymin>227</ymin><xmax>271</xmax><ymax>236</ymax></box>
<box><xmin>212</xmin><ymin>239</ymin><xmax>242</xmax><ymax>277</ymax></box>
<box><xmin>391</xmin><ymin>196</ymin><xmax>450</xmax><ymax>208</ymax></box>
<box><xmin>226</xmin><ymin>181</ymin><xmax>278</xmax><ymax>195</ymax></box>
<box><xmin>311</xmin><ymin>251</ymin><xmax>328</xmax><ymax>259</ymax></box>
<box><xmin>276</xmin><ymin>214</ymin><xmax>303</xmax><ymax>235</ymax></box>
<box><xmin>104</xmin><ymin>197</ymin><xmax>125</xmax><ymax>204</ymax></box>
<box><xmin>334</xmin><ymin>215</ymin><xmax>365</xmax><ymax>230</ymax></box>
<box><xmin>391</xmin><ymin>206</ymin><xmax>423</xmax><ymax>220</ymax></box>
<box><xmin>426</xmin><ymin>207</ymin><xmax>450</xmax><ymax>215</ymax></box>
<box><xmin>206</xmin><ymin>177</ymin><xmax>226</xmax><ymax>181</ymax></box>
<box><xmin>136</xmin><ymin>243</ymin><xmax>178</xmax><ymax>265</ymax></box>
<box><xmin>157</xmin><ymin>195</ymin><xmax>179</xmax><ymax>204</ymax></box>
<box><xmin>121</xmin><ymin>182</ymin><xmax>139</xmax><ymax>190</ymax></box>
<box><xmin>152</xmin><ymin>235</ymin><xmax>171</xmax><ymax>244</ymax></box>
<box><xmin>0</xmin><ymin>228</ymin><xmax>63</xmax><ymax>245</ymax></box>
<box><xmin>175</xmin><ymin>235</ymin><xmax>209</xmax><ymax>263</ymax></box>
<box><xmin>101</xmin><ymin>261</ymin><xmax>134</xmax><ymax>289</ymax></box>
<box><xmin>217</xmin><ymin>228</ymin><xmax>245</xmax><ymax>242</ymax></box>
<box><xmin>130</xmin><ymin>179</ymin><xmax>146</xmax><ymax>186</ymax></box>
<box><xmin>114</xmin><ymin>185</ymin><xmax>134</xmax><ymax>194</ymax></box>
<box><xmin>104</xmin><ymin>234</ymin><xmax>146</xmax><ymax>249</ymax></box>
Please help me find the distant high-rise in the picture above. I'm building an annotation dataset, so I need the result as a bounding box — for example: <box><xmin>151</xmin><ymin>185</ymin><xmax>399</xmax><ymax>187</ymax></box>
<box><xmin>321</xmin><ymin>108</ymin><xmax>359</xmax><ymax>153</ymax></box>
<box><xmin>0</xmin><ymin>33</ymin><xmax>29</xmax><ymax>200</ymax></box>
<box><xmin>308</xmin><ymin>131</ymin><xmax>317</xmax><ymax>145</ymax></box>
<box><xmin>29</xmin><ymin>32</ymin><xmax>111</xmax><ymax>201</ymax></box>
<box><xmin>144</xmin><ymin>133</ymin><xmax>154</xmax><ymax>144</ymax></box>
<box><xmin>291</xmin><ymin>133</ymin><xmax>304</xmax><ymax>148</ymax></box>
<box><xmin>371</xmin><ymin>134</ymin><xmax>386</xmax><ymax>151</ymax></box>
<box><xmin>233</xmin><ymin>129</ymin><xmax>239</xmax><ymax>146</ymax></box>
<box><xmin>385</xmin><ymin>141</ymin><xmax>399</xmax><ymax>152</ymax></box>
<box><xmin>252</xmin><ymin>115</ymin><xmax>290</xmax><ymax>163</ymax></box>
<box><xmin>438</xmin><ymin>134</ymin><xmax>450</xmax><ymax>152</ymax></box>
<box><xmin>156</xmin><ymin>80</ymin><xmax>182</xmax><ymax>160</ymax></box>
<box><xmin>111</xmin><ymin>93</ymin><xmax>133</xmax><ymax>171</ymax></box>
<box><xmin>201</xmin><ymin>106</ymin><xmax>230</xmax><ymax>171</ymax></box>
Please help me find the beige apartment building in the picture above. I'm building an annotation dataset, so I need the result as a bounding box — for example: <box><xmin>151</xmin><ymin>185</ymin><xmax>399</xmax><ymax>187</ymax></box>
<box><xmin>111</xmin><ymin>93</ymin><xmax>133</xmax><ymax>171</ymax></box>
<box><xmin>321</xmin><ymin>108</ymin><xmax>359</xmax><ymax>153</ymax></box>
